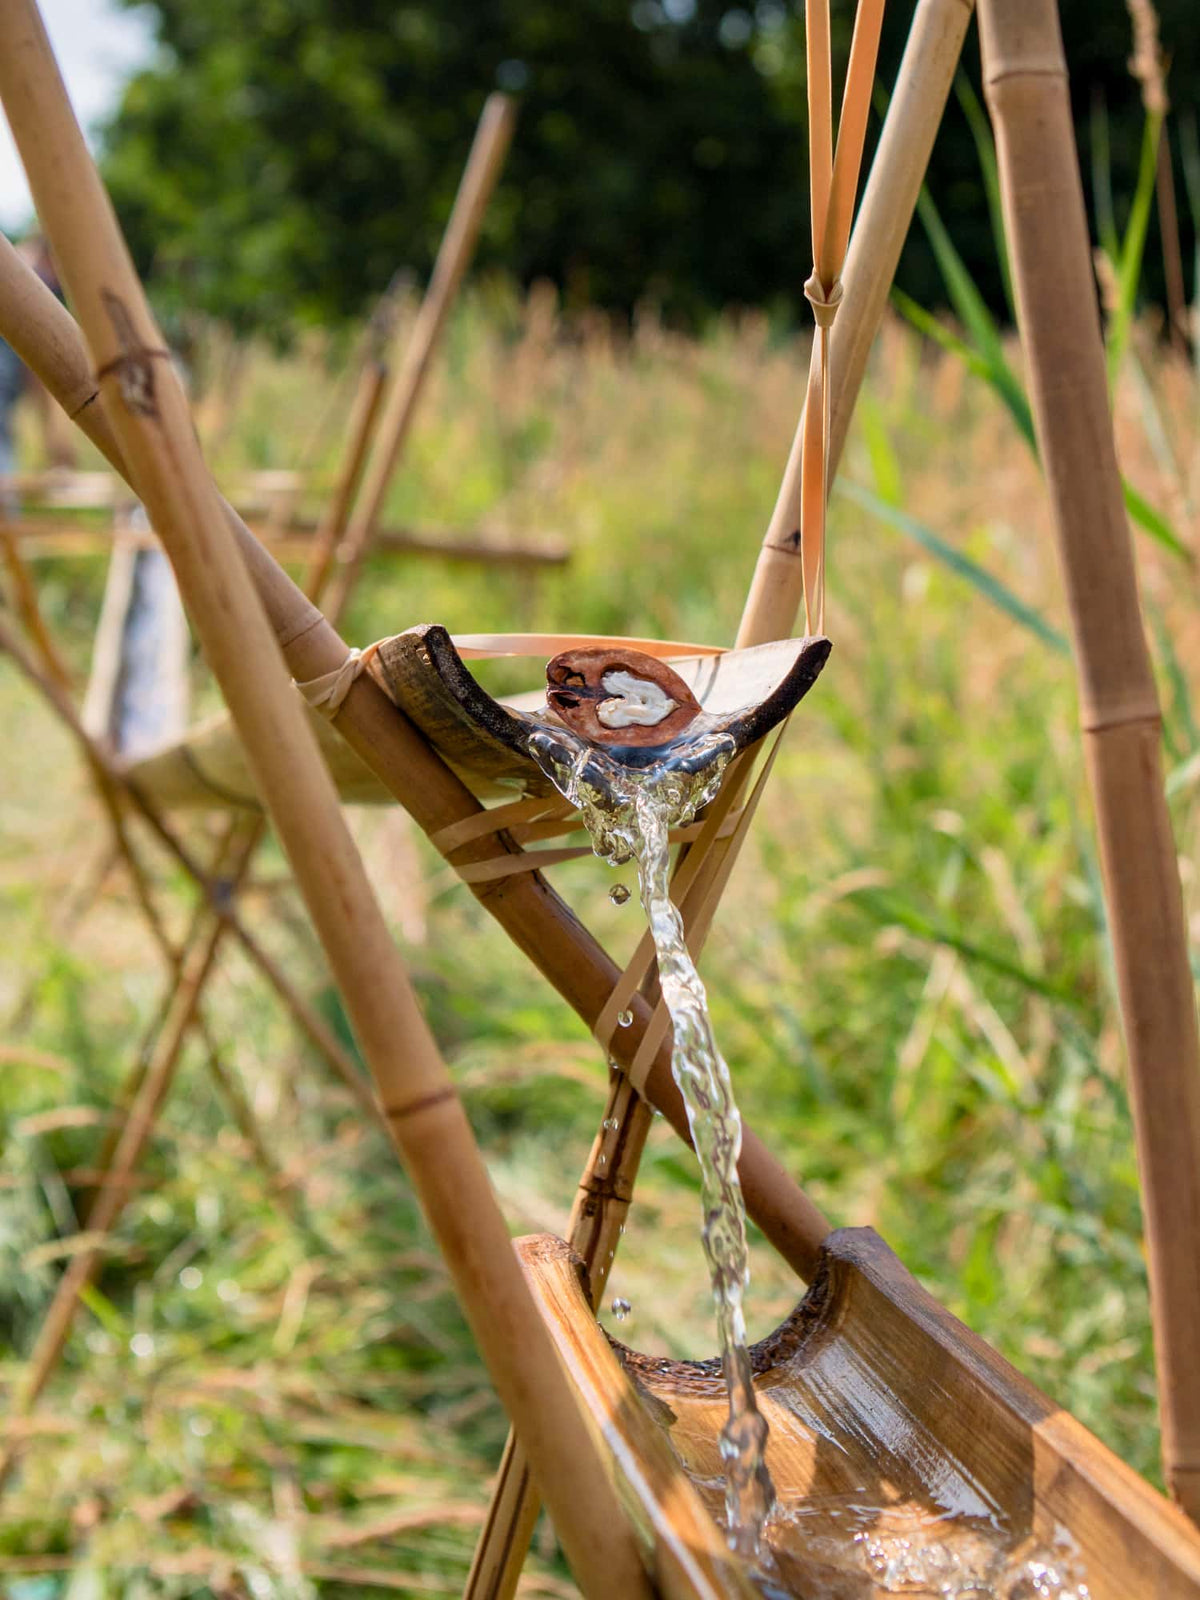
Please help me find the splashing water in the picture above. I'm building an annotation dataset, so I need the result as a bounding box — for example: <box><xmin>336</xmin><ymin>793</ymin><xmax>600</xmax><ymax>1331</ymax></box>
<box><xmin>527</xmin><ymin>718</ymin><xmax>775</xmax><ymax>1555</ymax></box>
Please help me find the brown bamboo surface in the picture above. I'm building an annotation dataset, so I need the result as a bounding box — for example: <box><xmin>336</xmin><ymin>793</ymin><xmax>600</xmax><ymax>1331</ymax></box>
<box><xmin>737</xmin><ymin>0</ymin><xmax>975</xmax><ymax>649</ymax></box>
<box><xmin>0</xmin><ymin>10</ymin><xmax>652</xmax><ymax>1593</ymax></box>
<box><xmin>521</xmin><ymin>1229</ymin><xmax>1200</xmax><ymax>1600</ymax></box>
<box><xmin>0</xmin><ymin>233</ymin><xmax>831</xmax><ymax>1285</ymax></box>
<box><xmin>979</xmin><ymin>0</ymin><xmax>1200</xmax><ymax>1521</ymax></box>
<box><xmin>0</xmin><ymin>77</ymin><xmax>520</xmax><ymax>1459</ymax></box>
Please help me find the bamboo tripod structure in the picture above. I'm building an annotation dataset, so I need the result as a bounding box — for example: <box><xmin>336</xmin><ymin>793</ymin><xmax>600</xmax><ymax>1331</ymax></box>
<box><xmin>0</xmin><ymin>88</ymin><xmax>517</xmax><ymax>1473</ymax></box>
<box><xmin>0</xmin><ymin>12</ymin><xmax>651</xmax><ymax>1597</ymax></box>
<box><xmin>0</xmin><ymin>0</ymin><xmax>1197</xmax><ymax>1588</ymax></box>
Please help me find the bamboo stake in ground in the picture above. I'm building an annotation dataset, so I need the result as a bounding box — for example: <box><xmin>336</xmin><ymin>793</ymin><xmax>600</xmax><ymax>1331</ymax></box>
<box><xmin>0</xmin><ymin>15</ymin><xmax>652</xmax><ymax>1591</ymax></box>
<box><xmin>979</xmin><ymin>0</ymin><xmax>1200</xmax><ymax>1522</ymax></box>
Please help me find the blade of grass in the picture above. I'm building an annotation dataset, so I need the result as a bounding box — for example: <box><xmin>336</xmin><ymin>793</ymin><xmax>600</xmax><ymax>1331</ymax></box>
<box><xmin>954</xmin><ymin>71</ymin><xmax>1014</xmax><ymax>320</ymax></box>
<box><xmin>840</xmin><ymin>479</ymin><xmax>1070</xmax><ymax>654</ymax></box>
<box><xmin>1107</xmin><ymin>113</ymin><xmax>1162</xmax><ymax>387</ymax></box>
<box><xmin>1090</xmin><ymin>86</ymin><xmax>1120</xmax><ymax>263</ymax></box>
<box><xmin>845</xmin><ymin>883</ymin><xmax>1083</xmax><ymax>1006</ymax></box>
<box><xmin>915</xmin><ymin>186</ymin><xmax>1034</xmax><ymax>444</ymax></box>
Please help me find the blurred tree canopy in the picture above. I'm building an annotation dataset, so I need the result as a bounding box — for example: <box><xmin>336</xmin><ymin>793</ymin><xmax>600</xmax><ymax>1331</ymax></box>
<box><xmin>100</xmin><ymin>0</ymin><xmax>1198</xmax><ymax>338</ymax></box>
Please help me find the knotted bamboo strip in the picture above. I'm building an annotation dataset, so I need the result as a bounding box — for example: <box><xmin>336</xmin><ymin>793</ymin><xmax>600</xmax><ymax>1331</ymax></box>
<box><xmin>978</xmin><ymin>0</ymin><xmax>1200</xmax><ymax>1522</ymax></box>
<box><xmin>0</xmin><ymin>13</ymin><xmax>651</xmax><ymax>1592</ymax></box>
<box><xmin>0</xmin><ymin>235</ymin><xmax>829</xmax><ymax>1282</ymax></box>
<box><xmin>322</xmin><ymin>93</ymin><xmax>516</xmax><ymax>622</ymax></box>
<box><xmin>738</xmin><ymin>0</ymin><xmax>974</xmax><ymax>648</ymax></box>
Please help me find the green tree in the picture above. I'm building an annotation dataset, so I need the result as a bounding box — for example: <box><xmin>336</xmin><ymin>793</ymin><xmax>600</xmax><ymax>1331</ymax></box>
<box><xmin>101</xmin><ymin>0</ymin><xmax>1198</xmax><ymax>338</ymax></box>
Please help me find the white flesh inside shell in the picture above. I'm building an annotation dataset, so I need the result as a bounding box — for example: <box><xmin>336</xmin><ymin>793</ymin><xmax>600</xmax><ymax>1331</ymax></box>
<box><xmin>596</xmin><ymin>669</ymin><xmax>678</xmax><ymax>729</ymax></box>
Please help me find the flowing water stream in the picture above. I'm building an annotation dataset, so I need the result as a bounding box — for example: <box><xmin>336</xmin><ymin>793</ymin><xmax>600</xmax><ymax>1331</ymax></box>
<box><xmin>526</xmin><ymin>717</ymin><xmax>776</xmax><ymax>1555</ymax></box>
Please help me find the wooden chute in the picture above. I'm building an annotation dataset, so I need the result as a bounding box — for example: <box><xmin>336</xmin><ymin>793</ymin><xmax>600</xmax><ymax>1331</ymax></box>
<box><xmin>520</xmin><ymin>1230</ymin><xmax>1200</xmax><ymax>1599</ymax></box>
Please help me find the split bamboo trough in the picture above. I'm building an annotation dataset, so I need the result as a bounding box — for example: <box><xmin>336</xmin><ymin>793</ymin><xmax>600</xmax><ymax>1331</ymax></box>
<box><xmin>2</xmin><ymin>0</ymin><xmax>1200</xmax><ymax>1593</ymax></box>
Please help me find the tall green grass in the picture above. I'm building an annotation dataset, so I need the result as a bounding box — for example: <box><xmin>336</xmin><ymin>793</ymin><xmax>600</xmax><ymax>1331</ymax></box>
<box><xmin>1</xmin><ymin>257</ymin><xmax>1195</xmax><ymax>1592</ymax></box>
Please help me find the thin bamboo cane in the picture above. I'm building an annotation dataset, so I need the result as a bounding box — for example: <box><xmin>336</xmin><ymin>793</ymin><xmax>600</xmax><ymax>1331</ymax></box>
<box><xmin>0</xmin><ymin>236</ymin><xmax>831</xmax><ymax>1281</ymax></box>
<box><xmin>738</xmin><ymin>0</ymin><xmax>975</xmax><ymax>648</ymax></box>
<box><xmin>0</xmin><ymin>533</ymin><xmax>180</xmax><ymax>971</ymax></box>
<box><xmin>0</xmin><ymin>614</ymin><xmax>381</xmax><ymax>1124</ymax></box>
<box><xmin>0</xmin><ymin>13</ymin><xmax>651</xmax><ymax>1590</ymax></box>
<box><xmin>978</xmin><ymin>0</ymin><xmax>1200</xmax><ymax>1522</ymax></box>
<box><xmin>0</xmin><ymin>524</ymin><xmax>73</xmax><ymax>690</ymax></box>
<box><xmin>300</xmin><ymin>344</ymin><xmax>388</xmax><ymax>602</ymax></box>
<box><xmin>322</xmin><ymin>93</ymin><xmax>516</xmax><ymax>622</ymax></box>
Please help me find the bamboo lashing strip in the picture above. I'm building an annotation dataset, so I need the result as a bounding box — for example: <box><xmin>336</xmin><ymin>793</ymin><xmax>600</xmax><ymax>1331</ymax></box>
<box><xmin>451</xmin><ymin>631</ymin><xmax>722</xmax><ymax>661</ymax></box>
<box><xmin>800</xmin><ymin>0</ymin><xmax>886</xmax><ymax>636</ymax></box>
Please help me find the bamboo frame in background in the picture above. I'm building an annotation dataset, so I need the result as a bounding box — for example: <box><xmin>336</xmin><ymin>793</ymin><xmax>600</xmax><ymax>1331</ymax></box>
<box><xmin>979</xmin><ymin>0</ymin><xmax>1200</xmax><ymax>1521</ymax></box>
<box><xmin>0</xmin><ymin>13</ymin><xmax>656</xmax><ymax>1594</ymax></box>
<box><xmin>0</xmin><ymin>233</ymin><xmax>833</xmax><ymax>1283</ymax></box>
<box><xmin>0</xmin><ymin>91</ymin><xmax>518</xmax><ymax>1476</ymax></box>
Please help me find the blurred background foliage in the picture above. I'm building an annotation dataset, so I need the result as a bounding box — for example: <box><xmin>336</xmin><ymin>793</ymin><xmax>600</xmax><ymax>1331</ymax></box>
<box><xmin>99</xmin><ymin>0</ymin><xmax>1199</xmax><ymax>338</ymax></box>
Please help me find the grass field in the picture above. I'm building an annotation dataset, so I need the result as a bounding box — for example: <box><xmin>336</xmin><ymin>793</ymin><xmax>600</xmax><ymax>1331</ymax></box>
<box><xmin>2</xmin><ymin>287</ymin><xmax>1198</xmax><ymax>1595</ymax></box>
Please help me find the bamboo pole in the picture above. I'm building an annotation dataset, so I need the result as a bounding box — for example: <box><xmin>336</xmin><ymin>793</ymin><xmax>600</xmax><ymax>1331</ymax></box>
<box><xmin>300</xmin><ymin>339</ymin><xmax>389</xmax><ymax>601</ymax></box>
<box><xmin>737</xmin><ymin>0</ymin><xmax>975</xmax><ymax>648</ymax></box>
<box><xmin>321</xmin><ymin>93</ymin><xmax>516</xmax><ymax>621</ymax></box>
<box><xmin>0</xmin><ymin>235</ymin><xmax>831</xmax><ymax>1284</ymax></box>
<box><xmin>978</xmin><ymin>0</ymin><xmax>1200</xmax><ymax>1522</ymax></box>
<box><xmin>466</xmin><ymin>6</ymin><xmax>973</xmax><ymax>1588</ymax></box>
<box><xmin>0</xmin><ymin>16</ymin><xmax>651</xmax><ymax>1591</ymax></box>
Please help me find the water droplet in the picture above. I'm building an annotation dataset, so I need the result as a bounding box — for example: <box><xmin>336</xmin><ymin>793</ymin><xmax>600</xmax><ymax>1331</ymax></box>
<box><xmin>617</xmin><ymin>1008</ymin><xmax>633</xmax><ymax>1027</ymax></box>
<box><xmin>597</xmin><ymin>1153</ymin><xmax>607</xmax><ymax>1167</ymax></box>
<box><xmin>609</xmin><ymin>882</ymin><xmax>631</xmax><ymax>905</ymax></box>
<box><xmin>611</xmin><ymin>1297</ymin><xmax>631</xmax><ymax>1321</ymax></box>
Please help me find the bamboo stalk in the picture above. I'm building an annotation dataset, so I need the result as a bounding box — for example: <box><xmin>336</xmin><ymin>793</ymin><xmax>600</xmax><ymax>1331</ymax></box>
<box><xmin>978</xmin><ymin>0</ymin><xmax>1200</xmax><ymax>1521</ymax></box>
<box><xmin>322</xmin><ymin>93</ymin><xmax>516</xmax><ymax>622</ymax></box>
<box><xmin>0</xmin><ymin>516</ymin><xmax>569</xmax><ymax>569</ymax></box>
<box><xmin>0</xmin><ymin>235</ymin><xmax>831</xmax><ymax>1283</ymax></box>
<box><xmin>737</xmin><ymin>0</ymin><xmax>975</xmax><ymax>648</ymax></box>
<box><xmin>301</xmin><ymin>344</ymin><xmax>388</xmax><ymax>601</ymax></box>
<box><xmin>0</xmin><ymin>14</ymin><xmax>649</xmax><ymax>1591</ymax></box>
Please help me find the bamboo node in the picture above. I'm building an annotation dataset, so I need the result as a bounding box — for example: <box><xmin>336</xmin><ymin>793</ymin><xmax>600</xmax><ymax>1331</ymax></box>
<box><xmin>804</xmin><ymin>272</ymin><xmax>844</xmax><ymax>330</ymax></box>
<box><xmin>97</xmin><ymin>290</ymin><xmax>170</xmax><ymax>417</ymax></box>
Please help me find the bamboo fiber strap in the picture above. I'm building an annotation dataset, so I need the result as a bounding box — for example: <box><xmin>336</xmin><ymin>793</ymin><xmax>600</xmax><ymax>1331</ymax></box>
<box><xmin>450</xmin><ymin>631</ymin><xmax>722</xmax><ymax>661</ymax></box>
<box><xmin>441</xmin><ymin>811</ymin><xmax>744</xmax><ymax>883</ymax></box>
<box><xmin>294</xmin><ymin>641</ymin><xmax>384</xmax><ymax>716</ymax></box>
<box><xmin>801</xmin><ymin>0</ymin><xmax>887</xmax><ymax>635</ymax></box>
<box><xmin>430</xmin><ymin>793</ymin><xmax>576</xmax><ymax>854</ymax></box>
